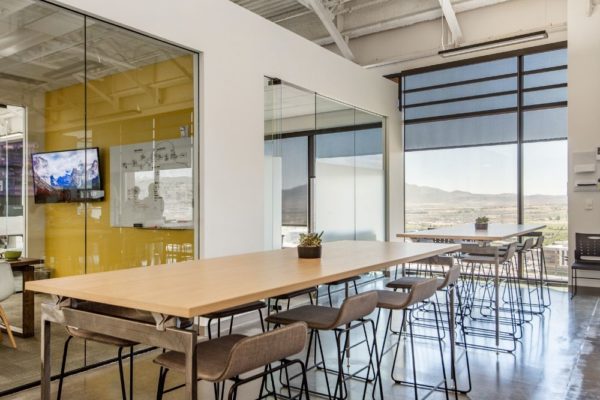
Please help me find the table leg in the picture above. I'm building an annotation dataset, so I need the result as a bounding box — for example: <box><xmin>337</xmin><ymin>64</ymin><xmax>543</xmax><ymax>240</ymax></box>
<box><xmin>449</xmin><ymin>286</ymin><xmax>456</xmax><ymax>387</ymax></box>
<box><xmin>22</xmin><ymin>265</ymin><xmax>35</xmax><ymax>338</ymax></box>
<box><xmin>344</xmin><ymin>282</ymin><xmax>350</xmax><ymax>366</ymax></box>
<box><xmin>184</xmin><ymin>329</ymin><xmax>198</xmax><ymax>399</ymax></box>
<box><xmin>41</xmin><ymin>317</ymin><xmax>51</xmax><ymax>400</ymax></box>
<box><xmin>495</xmin><ymin>257</ymin><xmax>500</xmax><ymax>348</ymax></box>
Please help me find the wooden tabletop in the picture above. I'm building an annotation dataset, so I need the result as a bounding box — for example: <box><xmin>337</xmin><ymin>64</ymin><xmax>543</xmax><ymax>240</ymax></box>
<box><xmin>7</xmin><ymin>258</ymin><xmax>44</xmax><ymax>268</ymax></box>
<box><xmin>25</xmin><ymin>241</ymin><xmax>459</xmax><ymax>318</ymax></box>
<box><xmin>396</xmin><ymin>223</ymin><xmax>546</xmax><ymax>242</ymax></box>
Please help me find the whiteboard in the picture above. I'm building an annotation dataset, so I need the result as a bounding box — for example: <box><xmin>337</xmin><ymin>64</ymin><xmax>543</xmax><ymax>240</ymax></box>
<box><xmin>110</xmin><ymin>137</ymin><xmax>193</xmax><ymax>228</ymax></box>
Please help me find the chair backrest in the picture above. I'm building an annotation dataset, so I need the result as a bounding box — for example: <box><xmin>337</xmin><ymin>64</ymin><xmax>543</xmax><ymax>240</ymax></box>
<box><xmin>220</xmin><ymin>322</ymin><xmax>307</xmax><ymax>380</ymax></box>
<box><xmin>417</xmin><ymin>255</ymin><xmax>453</xmax><ymax>267</ymax></box>
<box><xmin>0</xmin><ymin>262</ymin><xmax>15</xmax><ymax>302</ymax></box>
<box><xmin>332</xmin><ymin>291</ymin><xmax>378</xmax><ymax>328</ymax></box>
<box><xmin>521</xmin><ymin>238</ymin><xmax>535</xmax><ymax>252</ymax></box>
<box><xmin>500</xmin><ymin>242</ymin><xmax>518</xmax><ymax>263</ymax></box>
<box><xmin>575</xmin><ymin>233</ymin><xmax>600</xmax><ymax>261</ymax></box>
<box><xmin>438</xmin><ymin>264</ymin><xmax>461</xmax><ymax>289</ymax></box>
<box><xmin>406</xmin><ymin>277</ymin><xmax>439</xmax><ymax>306</ymax></box>
<box><xmin>533</xmin><ymin>235</ymin><xmax>545</xmax><ymax>249</ymax></box>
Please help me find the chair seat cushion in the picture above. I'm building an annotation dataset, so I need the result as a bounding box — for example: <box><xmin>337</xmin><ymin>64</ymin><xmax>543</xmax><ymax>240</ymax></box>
<box><xmin>387</xmin><ymin>277</ymin><xmax>444</xmax><ymax>290</ymax></box>
<box><xmin>375</xmin><ymin>290</ymin><xmax>411</xmax><ymax>310</ymax></box>
<box><xmin>386</xmin><ymin>277</ymin><xmax>429</xmax><ymax>290</ymax></box>
<box><xmin>572</xmin><ymin>261</ymin><xmax>600</xmax><ymax>271</ymax></box>
<box><xmin>265</xmin><ymin>305</ymin><xmax>340</xmax><ymax>330</ymax></box>
<box><xmin>202</xmin><ymin>301</ymin><xmax>266</xmax><ymax>319</ymax></box>
<box><xmin>153</xmin><ymin>334</ymin><xmax>246</xmax><ymax>381</ymax></box>
<box><xmin>461</xmin><ymin>255</ymin><xmax>497</xmax><ymax>264</ymax></box>
<box><xmin>66</xmin><ymin>327</ymin><xmax>137</xmax><ymax>347</ymax></box>
<box><xmin>272</xmin><ymin>287</ymin><xmax>317</xmax><ymax>300</ymax></box>
<box><xmin>326</xmin><ymin>276</ymin><xmax>361</xmax><ymax>286</ymax></box>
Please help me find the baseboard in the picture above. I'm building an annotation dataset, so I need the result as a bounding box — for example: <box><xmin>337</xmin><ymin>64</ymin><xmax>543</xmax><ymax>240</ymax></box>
<box><xmin>570</xmin><ymin>285</ymin><xmax>600</xmax><ymax>296</ymax></box>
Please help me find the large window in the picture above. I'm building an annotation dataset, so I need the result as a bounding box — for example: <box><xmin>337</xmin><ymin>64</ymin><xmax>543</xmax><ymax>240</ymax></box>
<box><xmin>402</xmin><ymin>45</ymin><xmax>567</xmax><ymax>280</ymax></box>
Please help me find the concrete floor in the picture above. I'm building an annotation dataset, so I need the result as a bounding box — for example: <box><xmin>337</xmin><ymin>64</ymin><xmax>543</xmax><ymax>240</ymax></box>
<box><xmin>1</xmin><ymin>280</ymin><xmax>599</xmax><ymax>400</ymax></box>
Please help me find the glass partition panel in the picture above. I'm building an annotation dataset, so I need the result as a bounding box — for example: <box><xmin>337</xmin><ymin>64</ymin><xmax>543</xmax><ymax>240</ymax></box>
<box><xmin>83</xmin><ymin>18</ymin><xmax>196</xmax><ymax>365</ymax></box>
<box><xmin>264</xmin><ymin>80</ymin><xmax>314</xmax><ymax>248</ymax></box>
<box><xmin>354</xmin><ymin>110</ymin><xmax>384</xmax><ymax>241</ymax></box>
<box><xmin>264</xmin><ymin>82</ymin><xmax>386</xmax><ymax>248</ymax></box>
<box><xmin>314</xmin><ymin>96</ymin><xmax>356</xmax><ymax>241</ymax></box>
<box><xmin>0</xmin><ymin>0</ymin><xmax>86</xmax><ymax>392</ymax></box>
<box><xmin>314</xmin><ymin>95</ymin><xmax>385</xmax><ymax>242</ymax></box>
<box><xmin>0</xmin><ymin>1</ymin><xmax>198</xmax><ymax>394</ymax></box>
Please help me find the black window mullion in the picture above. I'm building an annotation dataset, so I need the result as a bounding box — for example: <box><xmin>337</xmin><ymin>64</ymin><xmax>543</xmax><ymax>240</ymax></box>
<box><xmin>404</xmin><ymin>89</ymin><xmax>518</xmax><ymax>108</ymax></box>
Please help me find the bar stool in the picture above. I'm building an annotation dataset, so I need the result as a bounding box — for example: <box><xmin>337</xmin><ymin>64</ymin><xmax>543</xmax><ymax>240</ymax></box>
<box><xmin>269</xmin><ymin>287</ymin><xmax>318</xmax><ymax>312</ymax></box>
<box><xmin>56</xmin><ymin>302</ymin><xmax>155</xmax><ymax>400</ymax></box>
<box><xmin>460</xmin><ymin>242</ymin><xmax>524</xmax><ymax>351</ymax></box>
<box><xmin>375</xmin><ymin>278</ymin><xmax>449</xmax><ymax>400</ymax></box>
<box><xmin>154</xmin><ymin>322</ymin><xmax>310</xmax><ymax>400</ymax></box>
<box><xmin>202</xmin><ymin>301</ymin><xmax>266</xmax><ymax>339</ymax></box>
<box><xmin>265</xmin><ymin>291</ymin><xmax>382</xmax><ymax>400</ymax></box>
<box><xmin>386</xmin><ymin>256</ymin><xmax>452</xmax><ymax>337</ymax></box>
<box><xmin>531</xmin><ymin>235</ymin><xmax>551</xmax><ymax>307</ymax></box>
<box><xmin>325</xmin><ymin>276</ymin><xmax>361</xmax><ymax>306</ymax></box>
<box><xmin>58</xmin><ymin>328</ymin><xmax>136</xmax><ymax>400</ymax></box>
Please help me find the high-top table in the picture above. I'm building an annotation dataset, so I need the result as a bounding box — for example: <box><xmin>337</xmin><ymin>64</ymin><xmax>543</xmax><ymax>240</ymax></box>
<box><xmin>26</xmin><ymin>240</ymin><xmax>460</xmax><ymax>400</ymax></box>
<box><xmin>397</xmin><ymin>223</ymin><xmax>545</xmax><ymax>351</ymax></box>
<box><xmin>396</xmin><ymin>223</ymin><xmax>545</xmax><ymax>243</ymax></box>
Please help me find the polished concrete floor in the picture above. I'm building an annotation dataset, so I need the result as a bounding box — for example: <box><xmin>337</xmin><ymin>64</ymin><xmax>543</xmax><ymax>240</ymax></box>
<box><xmin>1</xmin><ymin>280</ymin><xmax>599</xmax><ymax>400</ymax></box>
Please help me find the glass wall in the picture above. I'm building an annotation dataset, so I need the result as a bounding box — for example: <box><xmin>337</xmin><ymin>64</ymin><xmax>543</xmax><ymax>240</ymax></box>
<box><xmin>402</xmin><ymin>46</ymin><xmax>567</xmax><ymax>280</ymax></box>
<box><xmin>0</xmin><ymin>0</ymin><xmax>198</xmax><ymax>394</ymax></box>
<box><xmin>264</xmin><ymin>79</ymin><xmax>385</xmax><ymax>249</ymax></box>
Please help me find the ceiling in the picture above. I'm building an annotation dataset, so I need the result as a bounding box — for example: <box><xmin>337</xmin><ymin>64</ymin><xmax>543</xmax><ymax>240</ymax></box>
<box><xmin>0</xmin><ymin>0</ymin><xmax>190</xmax><ymax>94</ymax></box>
<box><xmin>231</xmin><ymin>0</ymin><xmax>512</xmax><ymax>62</ymax></box>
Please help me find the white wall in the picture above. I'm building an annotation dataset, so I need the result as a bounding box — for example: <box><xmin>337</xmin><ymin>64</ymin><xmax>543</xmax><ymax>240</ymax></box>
<box><xmin>52</xmin><ymin>0</ymin><xmax>401</xmax><ymax>258</ymax></box>
<box><xmin>567</xmin><ymin>0</ymin><xmax>600</xmax><ymax>287</ymax></box>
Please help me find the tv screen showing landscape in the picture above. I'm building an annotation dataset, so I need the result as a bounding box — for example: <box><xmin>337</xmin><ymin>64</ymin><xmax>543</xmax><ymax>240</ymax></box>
<box><xmin>32</xmin><ymin>148</ymin><xmax>103</xmax><ymax>203</ymax></box>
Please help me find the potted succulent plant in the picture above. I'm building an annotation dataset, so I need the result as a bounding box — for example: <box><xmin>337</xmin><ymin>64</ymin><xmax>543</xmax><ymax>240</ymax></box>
<box><xmin>475</xmin><ymin>216</ymin><xmax>489</xmax><ymax>230</ymax></box>
<box><xmin>297</xmin><ymin>231</ymin><xmax>324</xmax><ymax>259</ymax></box>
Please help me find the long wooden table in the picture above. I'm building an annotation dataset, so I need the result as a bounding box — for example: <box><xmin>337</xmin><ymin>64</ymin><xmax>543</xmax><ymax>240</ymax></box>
<box><xmin>397</xmin><ymin>223</ymin><xmax>545</xmax><ymax>351</ymax></box>
<box><xmin>26</xmin><ymin>240</ymin><xmax>460</xmax><ymax>400</ymax></box>
<box><xmin>0</xmin><ymin>258</ymin><xmax>44</xmax><ymax>338</ymax></box>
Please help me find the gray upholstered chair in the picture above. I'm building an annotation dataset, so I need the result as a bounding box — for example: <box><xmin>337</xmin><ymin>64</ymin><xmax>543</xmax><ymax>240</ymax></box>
<box><xmin>0</xmin><ymin>262</ymin><xmax>17</xmax><ymax>348</ymax></box>
<box><xmin>266</xmin><ymin>291</ymin><xmax>382</xmax><ymax>400</ymax></box>
<box><xmin>375</xmin><ymin>278</ymin><xmax>449</xmax><ymax>400</ymax></box>
<box><xmin>57</xmin><ymin>302</ymin><xmax>154</xmax><ymax>400</ymax></box>
<box><xmin>202</xmin><ymin>301</ymin><xmax>266</xmax><ymax>339</ymax></box>
<box><xmin>154</xmin><ymin>322</ymin><xmax>310</xmax><ymax>400</ymax></box>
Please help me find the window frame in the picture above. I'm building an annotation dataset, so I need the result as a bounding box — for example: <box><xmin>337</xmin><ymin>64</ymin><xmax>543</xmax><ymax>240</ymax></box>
<box><xmin>395</xmin><ymin>42</ymin><xmax>568</xmax><ymax>283</ymax></box>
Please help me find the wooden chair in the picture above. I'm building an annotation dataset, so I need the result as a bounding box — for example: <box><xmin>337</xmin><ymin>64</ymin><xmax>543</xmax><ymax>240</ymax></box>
<box><xmin>0</xmin><ymin>262</ymin><xmax>17</xmax><ymax>348</ymax></box>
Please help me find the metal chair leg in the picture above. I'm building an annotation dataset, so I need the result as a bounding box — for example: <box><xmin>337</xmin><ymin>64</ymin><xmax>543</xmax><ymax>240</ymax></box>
<box><xmin>117</xmin><ymin>347</ymin><xmax>127</xmax><ymax>400</ymax></box>
<box><xmin>56</xmin><ymin>336</ymin><xmax>73</xmax><ymax>400</ymax></box>
<box><xmin>129</xmin><ymin>345</ymin><xmax>134</xmax><ymax>400</ymax></box>
<box><xmin>156</xmin><ymin>368</ymin><xmax>168</xmax><ymax>400</ymax></box>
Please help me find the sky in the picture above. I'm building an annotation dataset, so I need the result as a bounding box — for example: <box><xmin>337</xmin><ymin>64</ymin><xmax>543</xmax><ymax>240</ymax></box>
<box><xmin>405</xmin><ymin>141</ymin><xmax>567</xmax><ymax>196</ymax></box>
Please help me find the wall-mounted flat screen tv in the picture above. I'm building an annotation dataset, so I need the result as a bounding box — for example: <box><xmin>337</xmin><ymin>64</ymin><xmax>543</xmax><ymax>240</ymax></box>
<box><xmin>32</xmin><ymin>148</ymin><xmax>104</xmax><ymax>203</ymax></box>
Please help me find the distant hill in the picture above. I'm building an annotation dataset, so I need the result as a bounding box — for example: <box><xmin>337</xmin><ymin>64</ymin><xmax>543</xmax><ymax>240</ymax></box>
<box><xmin>406</xmin><ymin>184</ymin><xmax>566</xmax><ymax>205</ymax></box>
<box><xmin>280</xmin><ymin>183</ymin><xmax>566</xmax><ymax>225</ymax></box>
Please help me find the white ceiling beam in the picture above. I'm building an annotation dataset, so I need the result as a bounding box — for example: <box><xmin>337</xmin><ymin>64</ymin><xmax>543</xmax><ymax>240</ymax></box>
<box><xmin>314</xmin><ymin>0</ymin><xmax>508</xmax><ymax>46</ymax></box>
<box><xmin>304</xmin><ymin>0</ymin><xmax>355</xmax><ymax>61</ymax></box>
<box><xmin>438</xmin><ymin>0</ymin><xmax>463</xmax><ymax>44</ymax></box>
